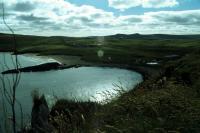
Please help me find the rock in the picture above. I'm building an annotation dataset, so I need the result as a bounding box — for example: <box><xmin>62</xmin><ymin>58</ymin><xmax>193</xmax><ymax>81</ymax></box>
<box><xmin>2</xmin><ymin>62</ymin><xmax>62</xmax><ymax>74</ymax></box>
<box><xmin>31</xmin><ymin>95</ymin><xmax>53</xmax><ymax>133</ymax></box>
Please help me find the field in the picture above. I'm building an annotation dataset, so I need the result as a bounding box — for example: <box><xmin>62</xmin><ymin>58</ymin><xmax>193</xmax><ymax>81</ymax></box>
<box><xmin>1</xmin><ymin>33</ymin><xmax>200</xmax><ymax>65</ymax></box>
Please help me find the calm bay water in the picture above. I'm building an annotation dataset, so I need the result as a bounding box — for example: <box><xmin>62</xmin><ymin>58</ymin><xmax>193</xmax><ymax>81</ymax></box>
<box><xmin>0</xmin><ymin>52</ymin><xmax>142</xmax><ymax>130</ymax></box>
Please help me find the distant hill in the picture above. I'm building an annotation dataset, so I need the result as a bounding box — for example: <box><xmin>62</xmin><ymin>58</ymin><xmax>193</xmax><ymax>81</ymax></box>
<box><xmin>0</xmin><ymin>32</ymin><xmax>200</xmax><ymax>55</ymax></box>
<box><xmin>107</xmin><ymin>33</ymin><xmax>200</xmax><ymax>40</ymax></box>
<box><xmin>1</xmin><ymin>33</ymin><xmax>200</xmax><ymax>40</ymax></box>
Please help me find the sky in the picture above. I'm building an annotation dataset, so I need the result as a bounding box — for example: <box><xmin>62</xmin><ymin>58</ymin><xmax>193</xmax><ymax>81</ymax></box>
<box><xmin>0</xmin><ymin>0</ymin><xmax>200</xmax><ymax>37</ymax></box>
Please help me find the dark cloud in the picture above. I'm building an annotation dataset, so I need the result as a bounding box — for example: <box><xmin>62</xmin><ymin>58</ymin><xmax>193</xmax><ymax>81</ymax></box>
<box><xmin>17</xmin><ymin>14</ymin><xmax>48</xmax><ymax>21</ymax></box>
<box><xmin>28</xmin><ymin>20</ymin><xmax>63</xmax><ymax>31</ymax></box>
<box><xmin>86</xmin><ymin>22</ymin><xmax>114</xmax><ymax>28</ymax></box>
<box><xmin>91</xmin><ymin>13</ymin><xmax>102</xmax><ymax>19</ymax></box>
<box><xmin>66</xmin><ymin>16</ymin><xmax>113</xmax><ymax>28</ymax></box>
<box><xmin>13</xmin><ymin>2</ymin><xmax>36</xmax><ymax>12</ymax></box>
<box><xmin>79</xmin><ymin>16</ymin><xmax>93</xmax><ymax>23</ymax></box>
<box><xmin>0</xmin><ymin>12</ymin><xmax>14</xmax><ymax>17</ymax></box>
<box><xmin>125</xmin><ymin>17</ymin><xmax>142</xmax><ymax>23</ymax></box>
<box><xmin>67</xmin><ymin>16</ymin><xmax>93</xmax><ymax>23</ymax></box>
<box><xmin>91</xmin><ymin>13</ymin><xmax>112</xmax><ymax>19</ymax></box>
<box><xmin>32</xmin><ymin>20</ymin><xmax>54</xmax><ymax>26</ymax></box>
<box><xmin>153</xmin><ymin>12</ymin><xmax>200</xmax><ymax>26</ymax></box>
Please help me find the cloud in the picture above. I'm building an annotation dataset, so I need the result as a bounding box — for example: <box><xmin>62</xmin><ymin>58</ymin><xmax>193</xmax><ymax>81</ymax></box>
<box><xmin>108</xmin><ymin>0</ymin><xmax>179</xmax><ymax>11</ymax></box>
<box><xmin>2</xmin><ymin>0</ymin><xmax>115</xmax><ymax>32</ymax></box>
<box><xmin>17</xmin><ymin>14</ymin><xmax>48</xmax><ymax>21</ymax></box>
<box><xmin>1</xmin><ymin>0</ymin><xmax>199</xmax><ymax>36</ymax></box>
<box><xmin>108</xmin><ymin>0</ymin><xmax>141</xmax><ymax>11</ymax></box>
<box><xmin>145</xmin><ymin>10</ymin><xmax>200</xmax><ymax>26</ymax></box>
<box><xmin>12</xmin><ymin>2</ymin><xmax>36</xmax><ymax>12</ymax></box>
<box><xmin>135</xmin><ymin>10</ymin><xmax>200</xmax><ymax>34</ymax></box>
<box><xmin>143</xmin><ymin>0</ymin><xmax>179</xmax><ymax>8</ymax></box>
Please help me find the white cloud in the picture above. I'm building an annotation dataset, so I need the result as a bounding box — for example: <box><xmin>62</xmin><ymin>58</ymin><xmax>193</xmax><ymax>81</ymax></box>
<box><xmin>108</xmin><ymin>0</ymin><xmax>179</xmax><ymax>11</ymax></box>
<box><xmin>143</xmin><ymin>0</ymin><xmax>179</xmax><ymax>8</ymax></box>
<box><xmin>108</xmin><ymin>0</ymin><xmax>141</xmax><ymax>11</ymax></box>
<box><xmin>1</xmin><ymin>0</ymin><xmax>117</xmax><ymax>35</ymax></box>
<box><xmin>143</xmin><ymin>10</ymin><xmax>200</xmax><ymax>26</ymax></box>
<box><xmin>1</xmin><ymin>0</ymin><xmax>199</xmax><ymax>36</ymax></box>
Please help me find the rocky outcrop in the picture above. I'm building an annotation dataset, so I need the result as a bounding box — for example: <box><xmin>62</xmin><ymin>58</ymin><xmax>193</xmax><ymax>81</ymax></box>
<box><xmin>31</xmin><ymin>95</ymin><xmax>53</xmax><ymax>133</ymax></box>
<box><xmin>1</xmin><ymin>62</ymin><xmax>83</xmax><ymax>74</ymax></box>
<box><xmin>1</xmin><ymin>62</ymin><xmax>62</xmax><ymax>74</ymax></box>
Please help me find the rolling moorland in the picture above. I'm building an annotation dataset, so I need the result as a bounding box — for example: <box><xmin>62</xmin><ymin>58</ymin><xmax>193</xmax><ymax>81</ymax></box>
<box><xmin>0</xmin><ymin>33</ymin><xmax>200</xmax><ymax>132</ymax></box>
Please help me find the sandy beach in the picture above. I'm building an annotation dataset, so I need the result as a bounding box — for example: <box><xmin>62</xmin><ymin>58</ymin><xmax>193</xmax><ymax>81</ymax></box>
<box><xmin>49</xmin><ymin>55</ymin><xmax>93</xmax><ymax>66</ymax></box>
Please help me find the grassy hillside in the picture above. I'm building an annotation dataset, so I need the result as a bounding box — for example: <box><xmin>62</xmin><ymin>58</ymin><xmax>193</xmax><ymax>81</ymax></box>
<box><xmin>1</xmin><ymin>33</ymin><xmax>200</xmax><ymax>66</ymax></box>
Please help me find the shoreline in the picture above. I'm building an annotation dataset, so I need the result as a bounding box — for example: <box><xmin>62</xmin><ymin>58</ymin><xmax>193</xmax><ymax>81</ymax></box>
<box><xmin>44</xmin><ymin>54</ymin><xmax>161</xmax><ymax>80</ymax></box>
<box><xmin>33</xmin><ymin>54</ymin><xmax>160</xmax><ymax>80</ymax></box>
<box><xmin>0</xmin><ymin>51</ymin><xmax>161</xmax><ymax>80</ymax></box>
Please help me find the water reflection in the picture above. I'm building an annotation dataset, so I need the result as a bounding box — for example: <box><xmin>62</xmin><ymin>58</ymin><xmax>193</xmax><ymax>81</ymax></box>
<box><xmin>0</xmin><ymin>52</ymin><xmax>143</xmax><ymax>127</ymax></box>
